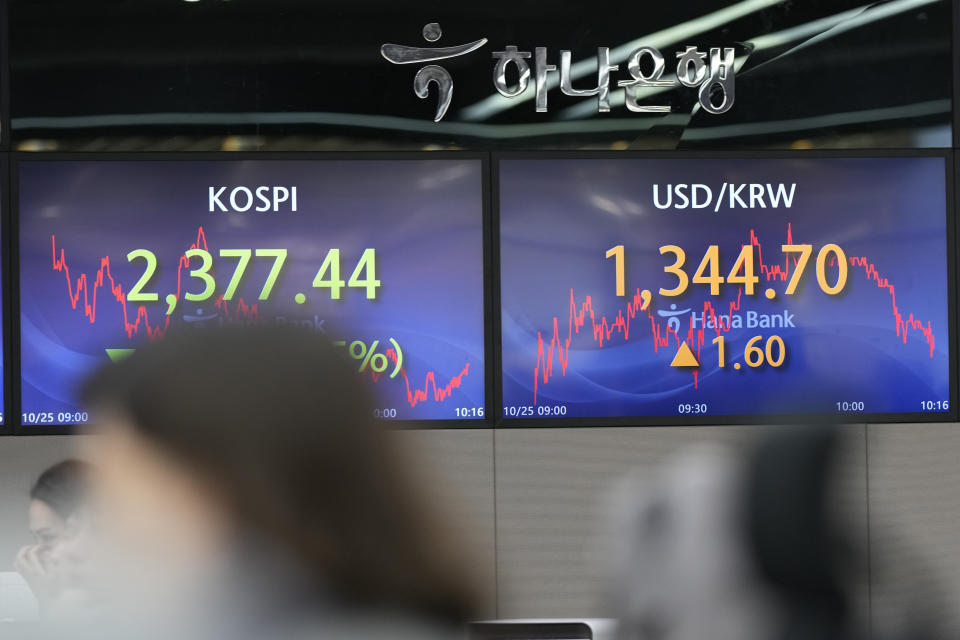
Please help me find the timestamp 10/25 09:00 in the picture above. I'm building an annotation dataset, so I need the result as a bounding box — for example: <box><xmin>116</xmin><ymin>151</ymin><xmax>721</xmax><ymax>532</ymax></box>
<box><xmin>22</xmin><ymin>411</ymin><xmax>90</xmax><ymax>425</ymax></box>
<box><xmin>503</xmin><ymin>405</ymin><xmax>569</xmax><ymax>418</ymax></box>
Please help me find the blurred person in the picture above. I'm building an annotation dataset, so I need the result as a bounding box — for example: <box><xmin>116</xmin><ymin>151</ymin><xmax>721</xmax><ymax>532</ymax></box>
<box><xmin>605</xmin><ymin>427</ymin><xmax>853</xmax><ymax>640</ymax></box>
<box><xmin>605</xmin><ymin>443</ymin><xmax>787</xmax><ymax>640</ymax></box>
<box><xmin>606</xmin><ymin>426</ymin><xmax>952</xmax><ymax>640</ymax></box>
<box><xmin>14</xmin><ymin>460</ymin><xmax>93</xmax><ymax>618</ymax></box>
<box><xmin>73</xmin><ymin>325</ymin><xmax>479</xmax><ymax>640</ymax></box>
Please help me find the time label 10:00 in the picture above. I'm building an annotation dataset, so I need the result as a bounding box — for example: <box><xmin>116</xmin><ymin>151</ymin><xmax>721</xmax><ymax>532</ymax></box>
<box><xmin>125</xmin><ymin>247</ymin><xmax>380</xmax><ymax>313</ymax></box>
<box><xmin>837</xmin><ymin>401</ymin><xmax>949</xmax><ymax>413</ymax></box>
<box><xmin>606</xmin><ymin>243</ymin><xmax>848</xmax><ymax>298</ymax></box>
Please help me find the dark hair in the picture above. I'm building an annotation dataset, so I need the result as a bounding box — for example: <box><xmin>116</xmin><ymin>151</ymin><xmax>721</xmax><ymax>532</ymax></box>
<box><xmin>80</xmin><ymin>325</ymin><xmax>478</xmax><ymax>624</ymax></box>
<box><xmin>30</xmin><ymin>459</ymin><xmax>91</xmax><ymax>521</ymax></box>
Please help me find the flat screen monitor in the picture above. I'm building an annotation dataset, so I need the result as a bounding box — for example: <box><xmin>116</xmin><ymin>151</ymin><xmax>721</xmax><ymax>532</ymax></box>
<box><xmin>18</xmin><ymin>157</ymin><xmax>488</xmax><ymax>426</ymax></box>
<box><xmin>498</xmin><ymin>155</ymin><xmax>954</xmax><ymax>424</ymax></box>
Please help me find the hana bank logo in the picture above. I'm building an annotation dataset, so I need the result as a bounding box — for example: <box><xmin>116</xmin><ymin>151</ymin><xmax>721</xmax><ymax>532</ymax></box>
<box><xmin>658</xmin><ymin>303</ymin><xmax>692</xmax><ymax>333</ymax></box>
<box><xmin>381</xmin><ymin>22</ymin><xmax>736</xmax><ymax>122</ymax></box>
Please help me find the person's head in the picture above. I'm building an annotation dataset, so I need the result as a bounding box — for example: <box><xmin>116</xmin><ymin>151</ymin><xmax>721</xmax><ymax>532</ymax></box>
<box><xmin>28</xmin><ymin>460</ymin><xmax>91</xmax><ymax>552</ymax></box>
<box><xmin>79</xmin><ymin>325</ymin><xmax>477</xmax><ymax>624</ymax></box>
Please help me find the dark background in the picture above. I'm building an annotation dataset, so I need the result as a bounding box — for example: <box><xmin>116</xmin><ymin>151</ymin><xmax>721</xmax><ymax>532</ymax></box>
<box><xmin>3</xmin><ymin>0</ymin><xmax>955</xmax><ymax>151</ymax></box>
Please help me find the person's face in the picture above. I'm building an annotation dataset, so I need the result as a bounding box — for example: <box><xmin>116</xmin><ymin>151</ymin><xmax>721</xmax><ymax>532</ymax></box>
<box><xmin>28</xmin><ymin>498</ymin><xmax>68</xmax><ymax>553</ymax></box>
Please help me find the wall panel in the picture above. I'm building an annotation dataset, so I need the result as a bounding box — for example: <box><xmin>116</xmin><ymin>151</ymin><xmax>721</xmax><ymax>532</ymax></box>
<box><xmin>867</xmin><ymin>424</ymin><xmax>960</xmax><ymax>636</ymax></box>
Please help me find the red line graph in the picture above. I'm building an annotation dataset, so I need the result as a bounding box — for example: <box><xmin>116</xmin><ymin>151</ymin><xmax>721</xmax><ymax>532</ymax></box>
<box><xmin>51</xmin><ymin>226</ymin><xmax>469</xmax><ymax>407</ymax></box>
<box><xmin>533</xmin><ymin>223</ymin><xmax>937</xmax><ymax>404</ymax></box>
<box><xmin>52</xmin><ymin>226</ymin><xmax>260</xmax><ymax>339</ymax></box>
<box><xmin>376</xmin><ymin>349</ymin><xmax>471</xmax><ymax>408</ymax></box>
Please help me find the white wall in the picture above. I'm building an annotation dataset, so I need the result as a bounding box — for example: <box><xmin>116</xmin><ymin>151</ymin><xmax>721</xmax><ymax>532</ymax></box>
<box><xmin>407</xmin><ymin>424</ymin><xmax>958</xmax><ymax>634</ymax></box>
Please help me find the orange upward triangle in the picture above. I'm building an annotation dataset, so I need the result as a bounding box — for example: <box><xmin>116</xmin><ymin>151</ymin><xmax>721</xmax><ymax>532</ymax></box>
<box><xmin>670</xmin><ymin>341</ymin><xmax>700</xmax><ymax>368</ymax></box>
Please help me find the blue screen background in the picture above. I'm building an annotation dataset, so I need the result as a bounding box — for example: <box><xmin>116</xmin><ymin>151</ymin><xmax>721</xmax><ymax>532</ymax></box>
<box><xmin>19</xmin><ymin>160</ymin><xmax>486</xmax><ymax>424</ymax></box>
<box><xmin>499</xmin><ymin>157</ymin><xmax>951</xmax><ymax>420</ymax></box>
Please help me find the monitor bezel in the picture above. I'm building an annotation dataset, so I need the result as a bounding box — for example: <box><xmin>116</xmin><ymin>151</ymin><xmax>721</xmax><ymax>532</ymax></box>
<box><xmin>10</xmin><ymin>151</ymin><xmax>496</xmax><ymax>434</ymax></box>
<box><xmin>493</xmin><ymin>149</ymin><xmax>959</xmax><ymax>428</ymax></box>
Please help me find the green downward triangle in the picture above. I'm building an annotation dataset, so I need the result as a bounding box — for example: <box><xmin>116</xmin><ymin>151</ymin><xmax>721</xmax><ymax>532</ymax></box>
<box><xmin>105</xmin><ymin>348</ymin><xmax>137</xmax><ymax>363</ymax></box>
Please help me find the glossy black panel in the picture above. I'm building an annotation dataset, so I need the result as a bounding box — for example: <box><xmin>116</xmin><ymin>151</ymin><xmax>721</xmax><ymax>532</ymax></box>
<box><xmin>7</xmin><ymin>0</ymin><xmax>953</xmax><ymax>151</ymax></box>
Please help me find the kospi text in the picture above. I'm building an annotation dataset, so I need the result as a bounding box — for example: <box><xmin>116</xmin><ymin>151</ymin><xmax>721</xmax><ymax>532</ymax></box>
<box><xmin>209</xmin><ymin>186</ymin><xmax>299</xmax><ymax>213</ymax></box>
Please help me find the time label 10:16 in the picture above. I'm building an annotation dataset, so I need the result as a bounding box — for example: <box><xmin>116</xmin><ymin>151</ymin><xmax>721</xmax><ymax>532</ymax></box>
<box><xmin>605</xmin><ymin>243</ymin><xmax>848</xmax><ymax>298</ymax></box>
<box><xmin>125</xmin><ymin>247</ymin><xmax>381</xmax><ymax>314</ymax></box>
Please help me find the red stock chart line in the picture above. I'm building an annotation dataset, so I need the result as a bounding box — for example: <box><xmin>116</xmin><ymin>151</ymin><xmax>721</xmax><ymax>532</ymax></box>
<box><xmin>51</xmin><ymin>226</ymin><xmax>259</xmax><ymax>339</ymax></box>
<box><xmin>533</xmin><ymin>223</ymin><xmax>937</xmax><ymax>404</ymax></box>
<box><xmin>51</xmin><ymin>226</ymin><xmax>468</xmax><ymax>407</ymax></box>
<box><xmin>375</xmin><ymin>349</ymin><xmax>471</xmax><ymax>408</ymax></box>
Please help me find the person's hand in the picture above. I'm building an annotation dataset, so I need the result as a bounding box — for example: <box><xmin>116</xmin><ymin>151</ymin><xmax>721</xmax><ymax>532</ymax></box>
<box><xmin>14</xmin><ymin>544</ymin><xmax>60</xmax><ymax>607</ymax></box>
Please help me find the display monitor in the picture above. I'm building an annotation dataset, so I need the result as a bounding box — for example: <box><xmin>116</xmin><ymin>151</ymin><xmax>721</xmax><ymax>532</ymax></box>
<box><xmin>498</xmin><ymin>155</ymin><xmax>954</xmax><ymax>424</ymax></box>
<box><xmin>18</xmin><ymin>157</ymin><xmax>488</xmax><ymax>426</ymax></box>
